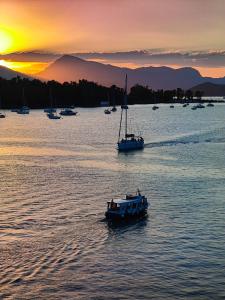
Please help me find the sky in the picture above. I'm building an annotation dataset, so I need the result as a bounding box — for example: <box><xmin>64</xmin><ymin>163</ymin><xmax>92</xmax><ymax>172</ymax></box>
<box><xmin>0</xmin><ymin>0</ymin><xmax>225</xmax><ymax>76</ymax></box>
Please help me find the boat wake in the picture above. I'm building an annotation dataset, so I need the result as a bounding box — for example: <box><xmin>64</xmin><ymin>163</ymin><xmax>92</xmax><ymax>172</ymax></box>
<box><xmin>145</xmin><ymin>127</ymin><xmax>225</xmax><ymax>148</ymax></box>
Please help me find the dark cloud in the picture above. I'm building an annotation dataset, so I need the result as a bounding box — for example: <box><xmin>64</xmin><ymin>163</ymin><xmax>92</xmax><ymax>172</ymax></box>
<box><xmin>1</xmin><ymin>50</ymin><xmax>225</xmax><ymax>68</ymax></box>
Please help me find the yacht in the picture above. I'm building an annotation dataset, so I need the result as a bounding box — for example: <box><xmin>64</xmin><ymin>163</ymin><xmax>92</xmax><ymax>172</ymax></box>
<box><xmin>117</xmin><ymin>75</ymin><xmax>144</xmax><ymax>151</ymax></box>
<box><xmin>105</xmin><ymin>190</ymin><xmax>149</xmax><ymax>220</ymax></box>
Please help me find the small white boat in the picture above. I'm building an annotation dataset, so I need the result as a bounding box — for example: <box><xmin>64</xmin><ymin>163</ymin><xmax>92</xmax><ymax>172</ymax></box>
<box><xmin>47</xmin><ymin>112</ymin><xmax>61</xmax><ymax>119</ymax></box>
<box><xmin>105</xmin><ymin>190</ymin><xmax>149</xmax><ymax>220</ymax></box>
<box><xmin>59</xmin><ymin>108</ymin><xmax>77</xmax><ymax>116</ymax></box>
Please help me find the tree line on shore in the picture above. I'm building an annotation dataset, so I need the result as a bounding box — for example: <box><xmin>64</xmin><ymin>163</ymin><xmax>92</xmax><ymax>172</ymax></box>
<box><xmin>0</xmin><ymin>76</ymin><xmax>205</xmax><ymax>109</ymax></box>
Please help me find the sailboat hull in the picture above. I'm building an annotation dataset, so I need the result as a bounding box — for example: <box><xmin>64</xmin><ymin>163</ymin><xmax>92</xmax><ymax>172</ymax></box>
<box><xmin>117</xmin><ymin>140</ymin><xmax>144</xmax><ymax>151</ymax></box>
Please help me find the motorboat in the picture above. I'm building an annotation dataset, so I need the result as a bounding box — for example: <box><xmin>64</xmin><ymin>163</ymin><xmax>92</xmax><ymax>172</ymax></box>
<box><xmin>105</xmin><ymin>190</ymin><xmax>149</xmax><ymax>220</ymax></box>
<box><xmin>59</xmin><ymin>108</ymin><xmax>77</xmax><ymax>116</ymax></box>
<box><xmin>152</xmin><ymin>105</ymin><xmax>159</xmax><ymax>110</ymax></box>
<box><xmin>117</xmin><ymin>75</ymin><xmax>144</xmax><ymax>151</ymax></box>
<box><xmin>191</xmin><ymin>103</ymin><xmax>205</xmax><ymax>110</ymax></box>
<box><xmin>111</xmin><ymin>106</ymin><xmax>117</xmax><ymax>112</ymax></box>
<box><xmin>170</xmin><ymin>105</ymin><xmax>174</xmax><ymax>108</ymax></box>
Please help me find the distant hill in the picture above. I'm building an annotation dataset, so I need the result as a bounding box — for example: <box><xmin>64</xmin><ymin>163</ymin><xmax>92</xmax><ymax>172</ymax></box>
<box><xmin>0</xmin><ymin>65</ymin><xmax>31</xmax><ymax>80</ymax></box>
<box><xmin>191</xmin><ymin>82</ymin><xmax>225</xmax><ymax>96</ymax></box>
<box><xmin>38</xmin><ymin>54</ymin><xmax>225</xmax><ymax>90</ymax></box>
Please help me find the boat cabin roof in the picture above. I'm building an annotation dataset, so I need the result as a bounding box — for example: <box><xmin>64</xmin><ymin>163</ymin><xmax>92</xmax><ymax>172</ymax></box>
<box><xmin>107</xmin><ymin>194</ymin><xmax>142</xmax><ymax>205</ymax></box>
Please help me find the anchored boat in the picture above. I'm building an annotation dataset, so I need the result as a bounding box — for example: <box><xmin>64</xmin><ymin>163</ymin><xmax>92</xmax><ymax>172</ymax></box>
<box><xmin>105</xmin><ymin>190</ymin><xmax>149</xmax><ymax>220</ymax></box>
<box><xmin>117</xmin><ymin>75</ymin><xmax>144</xmax><ymax>151</ymax></box>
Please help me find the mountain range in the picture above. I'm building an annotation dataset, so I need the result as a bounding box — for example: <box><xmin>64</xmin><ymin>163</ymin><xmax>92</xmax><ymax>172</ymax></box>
<box><xmin>1</xmin><ymin>54</ymin><xmax>225</xmax><ymax>94</ymax></box>
<box><xmin>37</xmin><ymin>55</ymin><xmax>225</xmax><ymax>90</ymax></box>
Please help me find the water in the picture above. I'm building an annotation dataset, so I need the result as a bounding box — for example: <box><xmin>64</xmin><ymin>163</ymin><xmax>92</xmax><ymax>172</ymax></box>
<box><xmin>0</xmin><ymin>104</ymin><xmax>225</xmax><ymax>299</ymax></box>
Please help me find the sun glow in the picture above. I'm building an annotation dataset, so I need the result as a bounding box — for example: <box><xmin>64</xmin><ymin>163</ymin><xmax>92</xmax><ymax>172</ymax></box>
<box><xmin>0</xmin><ymin>29</ymin><xmax>13</xmax><ymax>53</ymax></box>
<box><xmin>0</xmin><ymin>59</ymin><xmax>49</xmax><ymax>74</ymax></box>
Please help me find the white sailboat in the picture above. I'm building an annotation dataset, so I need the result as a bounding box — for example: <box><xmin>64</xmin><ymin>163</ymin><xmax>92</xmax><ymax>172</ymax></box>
<box><xmin>117</xmin><ymin>75</ymin><xmax>144</xmax><ymax>151</ymax></box>
<box><xmin>46</xmin><ymin>88</ymin><xmax>61</xmax><ymax>119</ymax></box>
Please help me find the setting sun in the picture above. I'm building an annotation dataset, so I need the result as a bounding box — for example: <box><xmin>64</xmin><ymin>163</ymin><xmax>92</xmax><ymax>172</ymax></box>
<box><xmin>0</xmin><ymin>29</ymin><xmax>13</xmax><ymax>53</ymax></box>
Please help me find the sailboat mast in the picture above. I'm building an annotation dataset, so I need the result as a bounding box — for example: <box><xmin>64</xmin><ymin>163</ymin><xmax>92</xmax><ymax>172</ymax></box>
<box><xmin>118</xmin><ymin>108</ymin><xmax>123</xmax><ymax>142</ymax></box>
<box><xmin>125</xmin><ymin>74</ymin><xmax>128</xmax><ymax>139</ymax></box>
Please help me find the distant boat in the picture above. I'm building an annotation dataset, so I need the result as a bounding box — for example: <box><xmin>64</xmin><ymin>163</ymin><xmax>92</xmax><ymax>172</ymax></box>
<box><xmin>183</xmin><ymin>103</ymin><xmax>188</xmax><ymax>107</ymax></box>
<box><xmin>104</xmin><ymin>108</ymin><xmax>111</xmax><ymax>114</ymax></box>
<box><xmin>207</xmin><ymin>103</ymin><xmax>214</xmax><ymax>107</ymax></box>
<box><xmin>47</xmin><ymin>112</ymin><xmax>61</xmax><ymax>119</ymax></box>
<box><xmin>60</xmin><ymin>108</ymin><xmax>78</xmax><ymax>116</ymax></box>
<box><xmin>117</xmin><ymin>75</ymin><xmax>144</xmax><ymax>151</ymax></box>
<box><xmin>170</xmin><ymin>105</ymin><xmax>174</xmax><ymax>108</ymax></box>
<box><xmin>105</xmin><ymin>190</ymin><xmax>149</xmax><ymax>220</ymax></box>
<box><xmin>152</xmin><ymin>105</ymin><xmax>159</xmax><ymax>110</ymax></box>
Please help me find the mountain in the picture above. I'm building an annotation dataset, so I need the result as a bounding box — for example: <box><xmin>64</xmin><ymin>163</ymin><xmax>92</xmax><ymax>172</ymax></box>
<box><xmin>0</xmin><ymin>65</ymin><xmax>31</xmax><ymax>80</ymax></box>
<box><xmin>38</xmin><ymin>55</ymin><xmax>225</xmax><ymax>90</ymax></box>
<box><xmin>191</xmin><ymin>82</ymin><xmax>225</xmax><ymax>96</ymax></box>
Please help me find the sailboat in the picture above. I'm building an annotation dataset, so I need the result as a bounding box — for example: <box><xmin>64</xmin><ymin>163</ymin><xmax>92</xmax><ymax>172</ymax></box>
<box><xmin>0</xmin><ymin>96</ymin><xmax>6</xmax><ymax>118</ymax></box>
<box><xmin>117</xmin><ymin>75</ymin><xmax>144</xmax><ymax>151</ymax></box>
<box><xmin>111</xmin><ymin>90</ymin><xmax>117</xmax><ymax>112</ymax></box>
<box><xmin>17</xmin><ymin>88</ymin><xmax>30</xmax><ymax>114</ymax></box>
<box><xmin>46</xmin><ymin>88</ymin><xmax>61</xmax><ymax>119</ymax></box>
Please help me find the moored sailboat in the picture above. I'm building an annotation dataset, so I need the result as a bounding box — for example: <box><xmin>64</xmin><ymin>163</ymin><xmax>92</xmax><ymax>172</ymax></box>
<box><xmin>117</xmin><ymin>75</ymin><xmax>144</xmax><ymax>151</ymax></box>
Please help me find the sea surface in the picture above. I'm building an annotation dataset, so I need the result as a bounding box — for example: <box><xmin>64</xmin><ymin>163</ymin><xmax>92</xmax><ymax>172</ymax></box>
<box><xmin>0</xmin><ymin>104</ymin><xmax>225</xmax><ymax>300</ymax></box>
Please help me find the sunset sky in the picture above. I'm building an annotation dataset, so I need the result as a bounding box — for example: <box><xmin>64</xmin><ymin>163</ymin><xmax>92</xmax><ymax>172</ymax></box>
<box><xmin>0</xmin><ymin>0</ymin><xmax>225</xmax><ymax>76</ymax></box>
